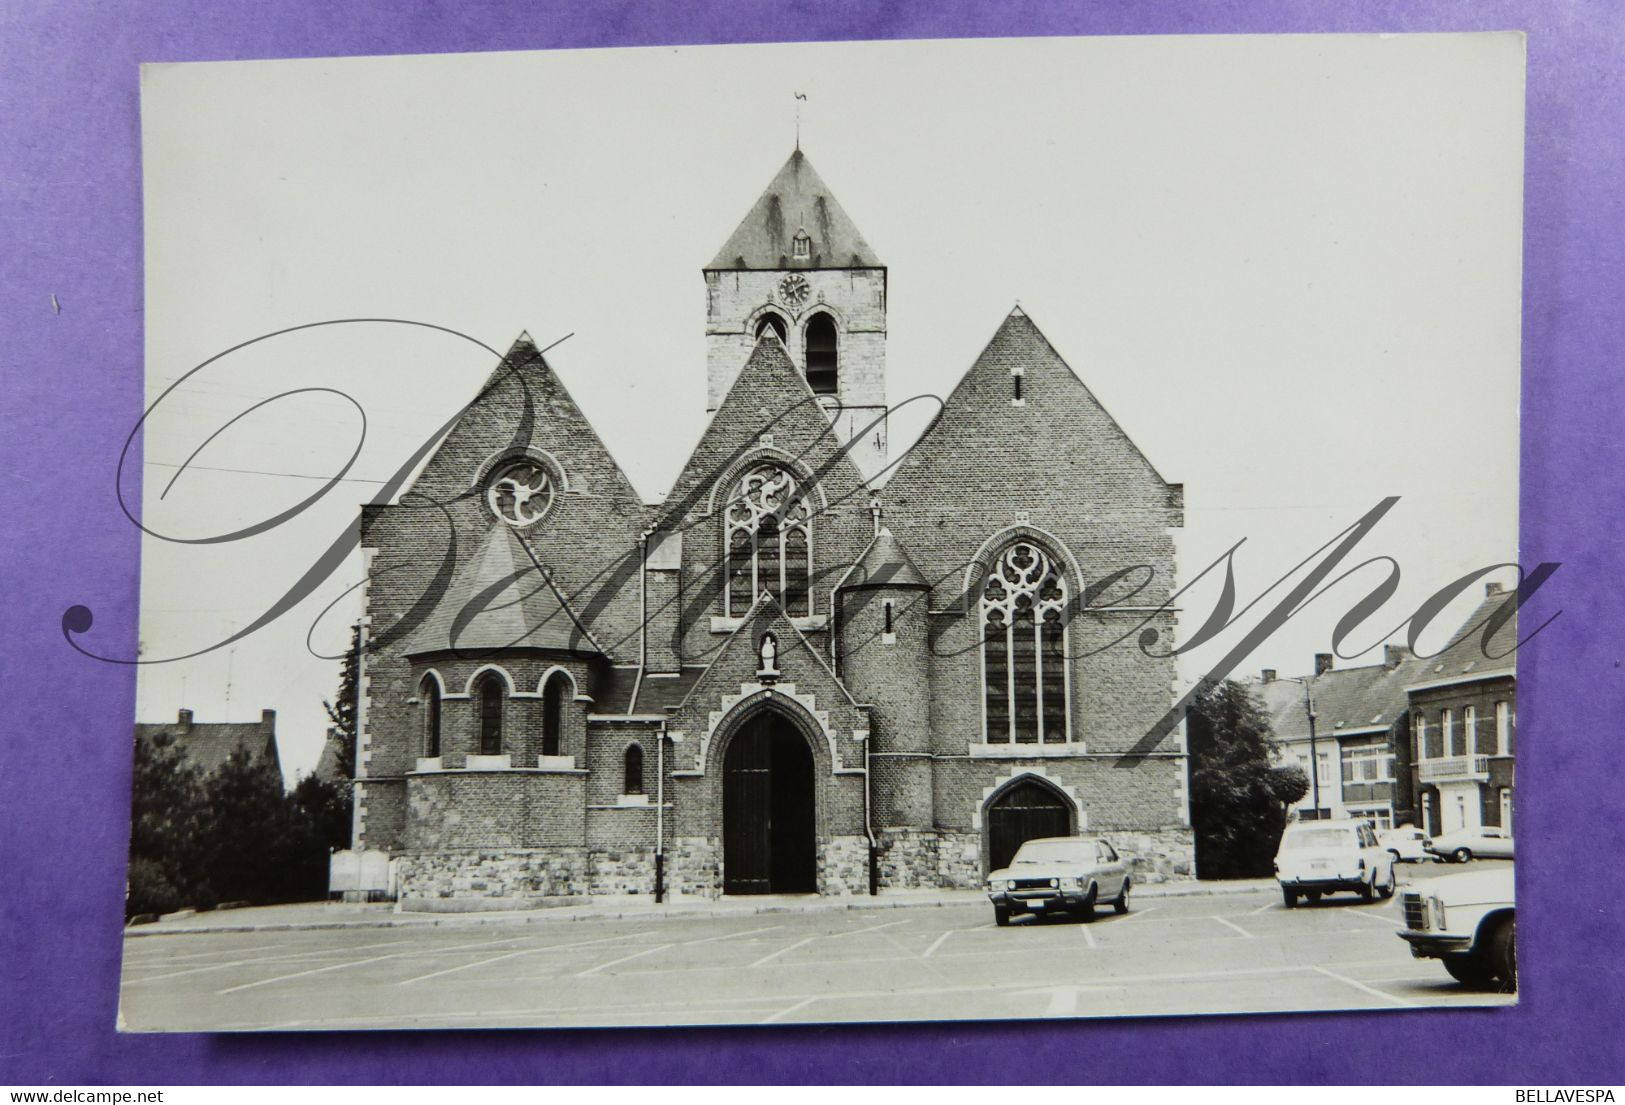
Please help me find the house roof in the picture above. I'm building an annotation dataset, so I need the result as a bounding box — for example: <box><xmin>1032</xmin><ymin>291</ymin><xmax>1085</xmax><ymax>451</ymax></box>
<box><xmin>839</xmin><ymin>527</ymin><xmax>930</xmax><ymax>590</ymax></box>
<box><xmin>400</xmin><ymin>524</ymin><xmax>602</xmax><ymax>657</ymax></box>
<box><xmin>1251</xmin><ymin>659</ymin><xmax>1412</xmax><ymax>743</ymax></box>
<box><xmin>706</xmin><ymin>149</ymin><xmax>881</xmax><ymax>271</ymax></box>
<box><xmin>1406</xmin><ymin>589</ymin><xmax>1519</xmax><ymax>689</ymax></box>
<box><xmin>134</xmin><ymin>711</ymin><xmax>280</xmax><ymax>777</ymax></box>
<box><xmin>593</xmin><ymin>665</ymin><xmax>710</xmax><ymax>716</ymax></box>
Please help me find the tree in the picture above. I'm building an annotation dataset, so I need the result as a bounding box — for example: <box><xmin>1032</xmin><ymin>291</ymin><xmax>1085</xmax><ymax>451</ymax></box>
<box><xmin>127</xmin><ymin>732</ymin><xmax>212</xmax><ymax>917</ymax></box>
<box><xmin>322</xmin><ymin>622</ymin><xmax>362</xmax><ymax>780</ymax></box>
<box><xmin>1186</xmin><ymin>678</ymin><xmax>1309</xmax><ymax>879</ymax></box>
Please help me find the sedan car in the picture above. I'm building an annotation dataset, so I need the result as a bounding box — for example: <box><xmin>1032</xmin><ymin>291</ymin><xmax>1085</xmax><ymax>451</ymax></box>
<box><xmin>1397</xmin><ymin>866</ymin><xmax>1515</xmax><ymax>990</ymax></box>
<box><xmin>1427</xmin><ymin>826</ymin><xmax>1514</xmax><ymax>863</ymax></box>
<box><xmin>1274</xmin><ymin>819</ymin><xmax>1396</xmax><ymax>907</ymax></box>
<box><xmin>986</xmin><ymin>836</ymin><xmax>1130</xmax><ymax>926</ymax></box>
<box><xmin>1378</xmin><ymin>825</ymin><xmax>1435</xmax><ymax>863</ymax></box>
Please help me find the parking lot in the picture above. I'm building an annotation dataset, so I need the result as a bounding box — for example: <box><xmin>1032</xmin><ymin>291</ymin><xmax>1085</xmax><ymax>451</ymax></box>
<box><xmin>119</xmin><ymin>861</ymin><xmax>1514</xmax><ymax>1031</ymax></box>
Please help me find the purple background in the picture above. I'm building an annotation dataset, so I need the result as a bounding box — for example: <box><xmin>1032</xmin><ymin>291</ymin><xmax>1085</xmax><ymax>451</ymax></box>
<box><xmin>3</xmin><ymin>0</ymin><xmax>1621</xmax><ymax>1085</ymax></box>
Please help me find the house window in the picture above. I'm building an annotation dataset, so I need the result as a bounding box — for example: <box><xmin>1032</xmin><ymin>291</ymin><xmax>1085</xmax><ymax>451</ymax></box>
<box><xmin>1495</xmin><ymin>700</ymin><xmax>1510</xmax><ymax>756</ymax></box>
<box><xmin>725</xmin><ymin>464</ymin><xmax>812</xmax><ymax>618</ymax></box>
<box><xmin>541</xmin><ymin>671</ymin><xmax>569</xmax><ymax>757</ymax></box>
<box><xmin>981</xmin><ymin>541</ymin><xmax>1070</xmax><ymax>744</ymax></box>
<box><xmin>1345</xmin><ymin>804</ymin><xmax>1394</xmax><ymax>830</ymax></box>
<box><xmin>1342</xmin><ymin>745</ymin><xmax>1395</xmax><ymax>784</ymax></box>
<box><xmin>1469</xmin><ymin>704</ymin><xmax>1494</xmax><ymax>755</ymax></box>
<box><xmin>1442</xmin><ymin>708</ymin><xmax>1459</xmax><ymax>757</ymax></box>
<box><xmin>804</xmin><ymin>312</ymin><xmax>838</xmax><ymax>395</ymax></box>
<box><xmin>475</xmin><ymin>674</ymin><xmax>505</xmax><ymax>756</ymax></box>
<box><xmin>624</xmin><ymin>743</ymin><xmax>645</xmax><ymax>796</ymax></box>
<box><xmin>754</xmin><ymin>312</ymin><xmax>787</xmax><ymax>343</ymax></box>
<box><xmin>420</xmin><ymin>676</ymin><xmax>441</xmax><ymax>758</ymax></box>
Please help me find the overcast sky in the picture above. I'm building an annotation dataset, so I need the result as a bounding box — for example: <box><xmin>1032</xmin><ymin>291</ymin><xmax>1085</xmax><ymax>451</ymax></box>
<box><xmin>135</xmin><ymin>33</ymin><xmax>1525</xmax><ymax>781</ymax></box>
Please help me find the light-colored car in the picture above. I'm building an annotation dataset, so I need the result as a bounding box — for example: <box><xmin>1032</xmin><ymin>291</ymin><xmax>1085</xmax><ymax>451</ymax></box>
<box><xmin>1378</xmin><ymin>825</ymin><xmax>1435</xmax><ymax>863</ymax></box>
<box><xmin>986</xmin><ymin>836</ymin><xmax>1130</xmax><ymax>926</ymax></box>
<box><xmin>1397</xmin><ymin>866</ymin><xmax>1515</xmax><ymax>989</ymax></box>
<box><xmin>1427</xmin><ymin>826</ymin><xmax>1514</xmax><ymax>863</ymax></box>
<box><xmin>1274</xmin><ymin>819</ymin><xmax>1397</xmax><ymax>907</ymax></box>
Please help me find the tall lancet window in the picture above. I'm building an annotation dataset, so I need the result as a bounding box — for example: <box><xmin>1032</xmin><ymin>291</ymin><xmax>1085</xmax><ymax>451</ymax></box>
<box><xmin>804</xmin><ymin>312</ymin><xmax>839</xmax><ymax>395</ymax></box>
<box><xmin>475</xmin><ymin>673</ymin><xmax>505</xmax><ymax>756</ymax></box>
<box><xmin>725</xmin><ymin>464</ymin><xmax>812</xmax><ymax>618</ymax></box>
<box><xmin>420</xmin><ymin>676</ymin><xmax>442</xmax><ymax>758</ymax></box>
<box><xmin>981</xmin><ymin>541</ymin><xmax>1070</xmax><ymax>745</ymax></box>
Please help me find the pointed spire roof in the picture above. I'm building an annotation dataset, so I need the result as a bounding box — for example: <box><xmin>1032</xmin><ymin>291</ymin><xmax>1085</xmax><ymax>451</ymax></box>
<box><xmin>840</xmin><ymin>527</ymin><xmax>929</xmax><ymax>591</ymax></box>
<box><xmin>707</xmin><ymin>149</ymin><xmax>881</xmax><ymax>270</ymax></box>
<box><xmin>401</xmin><ymin>524</ymin><xmax>601</xmax><ymax>657</ymax></box>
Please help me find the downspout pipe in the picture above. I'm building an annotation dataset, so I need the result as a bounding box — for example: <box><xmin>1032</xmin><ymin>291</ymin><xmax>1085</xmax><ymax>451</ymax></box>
<box><xmin>863</xmin><ymin>721</ymin><xmax>877</xmax><ymax>896</ymax></box>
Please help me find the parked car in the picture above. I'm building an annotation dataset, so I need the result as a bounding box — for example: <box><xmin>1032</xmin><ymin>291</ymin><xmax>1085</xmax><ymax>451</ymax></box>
<box><xmin>1378</xmin><ymin>825</ymin><xmax>1435</xmax><ymax>863</ymax></box>
<box><xmin>1427</xmin><ymin>826</ymin><xmax>1514</xmax><ymax>863</ymax></box>
<box><xmin>1274</xmin><ymin>819</ymin><xmax>1396</xmax><ymax>907</ymax></box>
<box><xmin>986</xmin><ymin>836</ymin><xmax>1130</xmax><ymax>926</ymax></box>
<box><xmin>1396</xmin><ymin>866</ymin><xmax>1515</xmax><ymax>990</ymax></box>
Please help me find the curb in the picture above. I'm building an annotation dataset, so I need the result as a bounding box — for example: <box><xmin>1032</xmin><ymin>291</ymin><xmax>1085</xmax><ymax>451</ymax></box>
<box><xmin>124</xmin><ymin>880</ymin><xmax>1278</xmax><ymax>938</ymax></box>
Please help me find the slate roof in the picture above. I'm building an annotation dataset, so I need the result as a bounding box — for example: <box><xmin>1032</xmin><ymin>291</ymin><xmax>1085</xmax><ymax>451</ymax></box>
<box><xmin>400</xmin><ymin>524</ymin><xmax>602</xmax><ymax>657</ymax></box>
<box><xmin>840</xmin><ymin>527</ymin><xmax>929</xmax><ymax>590</ymax></box>
<box><xmin>1252</xmin><ymin>659</ymin><xmax>1412</xmax><ymax>743</ymax></box>
<box><xmin>135</xmin><ymin>709</ymin><xmax>281</xmax><ymax>777</ymax></box>
<box><xmin>593</xmin><ymin>666</ymin><xmax>711</xmax><ymax>716</ymax></box>
<box><xmin>706</xmin><ymin>149</ymin><xmax>881</xmax><ymax>270</ymax></box>
<box><xmin>1406</xmin><ymin>589</ymin><xmax>1519</xmax><ymax>688</ymax></box>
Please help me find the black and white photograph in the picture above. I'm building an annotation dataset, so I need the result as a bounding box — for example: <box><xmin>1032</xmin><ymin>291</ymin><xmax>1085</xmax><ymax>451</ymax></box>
<box><xmin>119</xmin><ymin>32</ymin><xmax>1526</xmax><ymax>1031</ymax></box>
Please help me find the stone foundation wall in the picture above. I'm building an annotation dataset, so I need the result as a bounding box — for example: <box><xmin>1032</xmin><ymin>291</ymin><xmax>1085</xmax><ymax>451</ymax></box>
<box><xmin>1110</xmin><ymin>826</ymin><xmax>1196</xmax><ymax>883</ymax></box>
<box><xmin>936</xmin><ymin>831</ymin><xmax>983</xmax><ymax>888</ymax></box>
<box><xmin>397</xmin><ymin>848</ymin><xmax>590</xmax><ymax>907</ymax></box>
<box><xmin>876</xmin><ymin>828</ymin><xmax>940</xmax><ymax>890</ymax></box>
<box><xmin>817</xmin><ymin>835</ymin><xmax>871</xmax><ymax>896</ymax></box>
<box><xmin>664</xmin><ymin>836</ymin><xmax>722</xmax><ymax>899</ymax></box>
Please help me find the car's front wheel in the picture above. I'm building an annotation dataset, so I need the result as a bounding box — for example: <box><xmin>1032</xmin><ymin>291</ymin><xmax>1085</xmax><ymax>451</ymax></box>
<box><xmin>1489</xmin><ymin>916</ymin><xmax>1517</xmax><ymax>992</ymax></box>
<box><xmin>1452</xmin><ymin>847</ymin><xmax>1473</xmax><ymax>864</ymax></box>
<box><xmin>1113</xmin><ymin>880</ymin><xmax>1131</xmax><ymax>915</ymax></box>
<box><xmin>1076</xmin><ymin>885</ymin><xmax>1098</xmax><ymax>923</ymax></box>
<box><xmin>1443</xmin><ymin>954</ymin><xmax>1496</xmax><ymax>988</ymax></box>
<box><xmin>994</xmin><ymin>904</ymin><xmax>1011</xmax><ymax>927</ymax></box>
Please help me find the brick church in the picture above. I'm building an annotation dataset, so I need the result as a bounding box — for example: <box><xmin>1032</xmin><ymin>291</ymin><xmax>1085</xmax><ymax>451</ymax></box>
<box><xmin>351</xmin><ymin>148</ymin><xmax>1194</xmax><ymax>905</ymax></box>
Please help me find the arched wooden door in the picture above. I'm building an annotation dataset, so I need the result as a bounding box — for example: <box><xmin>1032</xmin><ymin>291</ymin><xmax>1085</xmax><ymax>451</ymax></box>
<box><xmin>722</xmin><ymin>712</ymin><xmax>817</xmax><ymax>894</ymax></box>
<box><xmin>986</xmin><ymin>778</ymin><xmax>1072</xmax><ymax>873</ymax></box>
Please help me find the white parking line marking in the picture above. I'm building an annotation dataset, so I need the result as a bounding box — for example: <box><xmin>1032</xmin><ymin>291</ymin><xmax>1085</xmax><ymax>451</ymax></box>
<box><xmin>124</xmin><ymin>942</ymin><xmax>291</xmax><ymax>965</ymax></box>
<box><xmin>1213</xmin><ymin>916</ymin><xmax>1254</xmax><ymax>939</ymax></box>
<box><xmin>398</xmin><ymin>932</ymin><xmax>642</xmax><ymax>986</ymax></box>
<box><xmin>760</xmin><ymin>996</ymin><xmax>820</xmax><ymax>1024</ymax></box>
<box><xmin>749</xmin><ymin>936</ymin><xmax>815</xmax><ymax>968</ymax></box>
<box><xmin>1251</xmin><ymin>901</ymin><xmax>1277</xmax><ymax>914</ymax></box>
<box><xmin>1112</xmin><ymin>906</ymin><xmax>1158</xmax><ymax>924</ymax></box>
<box><xmin>1079</xmin><ymin>924</ymin><xmax>1098</xmax><ymax>949</ymax></box>
<box><xmin>574</xmin><ymin>944</ymin><xmax>673</xmax><ymax>978</ymax></box>
<box><xmin>830</xmin><ymin>919</ymin><xmax>908</xmax><ymax>939</ymax></box>
<box><xmin>217</xmin><ymin>934</ymin><xmax>541</xmax><ymax>994</ymax></box>
<box><xmin>1314</xmin><ymin>965</ymin><xmax>1420</xmax><ymax>1007</ymax></box>
<box><xmin>921</xmin><ymin>931</ymin><xmax>954</xmax><ymax>959</ymax></box>
<box><xmin>681</xmin><ymin>925</ymin><xmax>782</xmax><ymax>946</ymax></box>
<box><xmin>127</xmin><ymin>940</ymin><xmax>413</xmax><ymax>986</ymax></box>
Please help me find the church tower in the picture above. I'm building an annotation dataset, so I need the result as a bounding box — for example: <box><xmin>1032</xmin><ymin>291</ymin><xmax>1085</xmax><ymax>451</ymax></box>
<box><xmin>704</xmin><ymin>148</ymin><xmax>888</xmax><ymax>479</ymax></box>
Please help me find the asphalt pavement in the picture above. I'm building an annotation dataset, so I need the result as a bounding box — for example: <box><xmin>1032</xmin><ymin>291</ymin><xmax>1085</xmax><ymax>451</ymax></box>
<box><xmin>118</xmin><ymin>862</ymin><xmax>1515</xmax><ymax>1031</ymax></box>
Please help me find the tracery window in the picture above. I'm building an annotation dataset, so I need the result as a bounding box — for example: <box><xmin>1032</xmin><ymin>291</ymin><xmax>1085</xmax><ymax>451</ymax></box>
<box><xmin>981</xmin><ymin>541</ymin><xmax>1069</xmax><ymax>744</ymax></box>
<box><xmin>725</xmin><ymin>464</ymin><xmax>811</xmax><ymax>618</ymax></box>
<box><xmin>486</xmin><ymin>459</ymin><xmax>554</xmax><ymax>528</ymax></box>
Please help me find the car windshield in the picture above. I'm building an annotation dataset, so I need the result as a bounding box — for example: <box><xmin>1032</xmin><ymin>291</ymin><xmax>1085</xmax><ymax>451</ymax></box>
<box><xmin>1011</xmin><ymin>842</ymin><xmax>1090</xmax><ymax>865</ymax></box>
<box><xmin>1283</xmin><ymin>828</ymin><xmax>1357</xmax><ymax>849</ymax></box>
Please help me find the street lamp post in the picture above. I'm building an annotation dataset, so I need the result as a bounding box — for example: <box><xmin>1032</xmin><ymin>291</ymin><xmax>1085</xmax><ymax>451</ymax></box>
<box><xmin>1279</xmin><ymin>675</ymin><xmax>1322</xmax><ymax>819</ymax></box>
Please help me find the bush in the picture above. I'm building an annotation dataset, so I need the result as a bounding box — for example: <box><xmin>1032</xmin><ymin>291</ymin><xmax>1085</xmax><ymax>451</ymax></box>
<box><xmin>126</xmin><ymin>856</ymin><xmax>184</xmax><ymax>917</ymax></box>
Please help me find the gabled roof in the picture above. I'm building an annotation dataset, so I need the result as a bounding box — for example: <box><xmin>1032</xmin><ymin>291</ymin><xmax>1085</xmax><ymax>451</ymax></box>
<box><xmin>706</xmin><ymin>149</ymin><xmax>881</xmax><ymax>271</ymax></box>
<box><xmin>400</xmin><ymin>524</ymin><xmax>602</xmax><ymax>657</ymax></box>
<box><xmin>839</xmin><ymin>527</ymin><xmax>929</xmax><ymax>591</ymax></box>
<box><xmin>1253</xmin><ymin>660</ymin><xmax>1413</xmax><ymax>743</ymax></box>
<box><xmin>658</xmin><ymin>335</ymin><xmax>872</xmax><ymax>524</ymax></box>
<box><xmin>134</xmin><ymin>710</ymin><xmax>280</xmax><ymax>777</ymax></box>
<box><xmin>676</xmin><ymin>590</ymin><xmax>860</xmax><ymax>714</ymax></box>
<box><xmin>1405</xmin><ymin>589</ymin><xmax>1519</xmax><ymax>689</ymax></box>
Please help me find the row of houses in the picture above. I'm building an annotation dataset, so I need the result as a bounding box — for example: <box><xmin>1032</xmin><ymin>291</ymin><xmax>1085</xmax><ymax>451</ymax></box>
<box><xmin>1251</xmin><ymin>582</ymin><xmax>1518</xmax><ymax>838</ymax></box>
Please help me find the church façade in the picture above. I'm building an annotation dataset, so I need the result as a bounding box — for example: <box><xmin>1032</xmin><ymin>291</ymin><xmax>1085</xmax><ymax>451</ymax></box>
<box><xmin>351</xmin><ymin>148</ymin><xmax>1194</xmax><ymax>905</ymax></box>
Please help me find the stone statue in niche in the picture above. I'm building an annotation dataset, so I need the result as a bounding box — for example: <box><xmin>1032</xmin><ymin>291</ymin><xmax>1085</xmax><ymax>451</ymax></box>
<box><xmin>757</xmin><ymin>632</ymin><xmax>780</xmax><ymax>680</ymax></box>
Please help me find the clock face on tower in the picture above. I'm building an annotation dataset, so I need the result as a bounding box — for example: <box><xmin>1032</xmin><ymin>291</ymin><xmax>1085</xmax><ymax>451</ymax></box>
<box><xmin>777</xmin><ymin>273</ymin><xmax>811</xmax><ymax>309</ymax></box>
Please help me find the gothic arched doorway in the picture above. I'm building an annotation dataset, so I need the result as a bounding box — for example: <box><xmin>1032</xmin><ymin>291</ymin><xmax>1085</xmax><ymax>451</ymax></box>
<box><xmin>722</xmin><ymin>710</ymin><xmax>817</xmax><ymax>894</ymax></box>
<box><xmin>986</xmin><ymin>778</ymin><xmax>1073</xmax><ymax>873</ymax></box>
